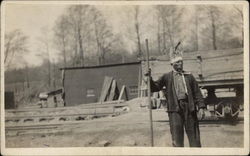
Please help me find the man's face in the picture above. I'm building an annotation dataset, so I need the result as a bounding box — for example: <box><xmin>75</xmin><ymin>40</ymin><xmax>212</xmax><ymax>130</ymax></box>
<box><xmin>172</xmin><ymin>60</ymin><xmax>183</xmax><ymax>72</ymax></box>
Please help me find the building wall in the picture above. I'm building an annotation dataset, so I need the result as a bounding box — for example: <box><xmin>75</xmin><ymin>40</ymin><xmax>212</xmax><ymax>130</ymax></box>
<box><xmin>47</xmin><ymin>94</ymin><xmax>64</xmax><ymax>108</ymax></box>
<box><xmin>5</xmin><ymin>92</ymin><xmax>15</xmax><ymax>109</ymax></box>
<box><xmin>63</xmin><ymin>63</ymin><xmax>140</xmax><ymax>106</ymax></box>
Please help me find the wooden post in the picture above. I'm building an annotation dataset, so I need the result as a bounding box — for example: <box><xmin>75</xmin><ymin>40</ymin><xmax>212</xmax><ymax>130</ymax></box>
<box><xmin>137</xmin><ymin>66</ymin><xmax>141</xmax><ymax>98</ymax></box>
<box><xmin>99</xmin><ymin>76</ymin><xmax>113</xmax><ymax>102</ymax></box>
<box><xmin>118</xmin><ymin>85</ymin><xmax>128</xmax><ymax>101</ymax></box>
<box><xmin>146</xmin><ymin>39</ymin><xmax>154</xmax><ymax>147</ymax></box>
<box><xmin>61</xmin><ymin>69</ymin><xmax>65</xmax><ymax>107</ymax></box>
<box><xmin>197</xmin><ymin>55</ymin><xmax>203</xmax><ymax>79</ymax></box>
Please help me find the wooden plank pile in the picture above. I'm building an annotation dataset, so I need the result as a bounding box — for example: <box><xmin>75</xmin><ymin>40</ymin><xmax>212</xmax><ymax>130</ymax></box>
<box><xmin>5</xmin><ymin>76</ymin><xmax>131</xmax><ymax>133</ymax></box>
<box><xmin>5</xmin><ymin>100</ymin><xmax>128</xmax><ymax>129</ymax></box>
<box><xmin>99</xmin><ymin>76</ymin><xmax>128</xmax><ymax>102</ymax></box>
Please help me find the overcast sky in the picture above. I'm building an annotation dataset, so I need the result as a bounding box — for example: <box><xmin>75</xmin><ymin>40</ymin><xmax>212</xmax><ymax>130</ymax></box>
<box><xmin>4</xmin><ymin>3</ymin><xmax>158</xmax><ymax>67</ymax></box>
<box><xmin>5</xmin><ymin>3</ymin><xmax>68</xmax><ymax>66</ymax></box>
<box><xmin>3</xmin><ymin>1</ymin><xmax>245</xmax><ymax>68</ymax></box>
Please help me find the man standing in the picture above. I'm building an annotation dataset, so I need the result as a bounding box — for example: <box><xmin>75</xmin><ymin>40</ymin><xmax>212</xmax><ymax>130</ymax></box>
<box><xmin>147</xmin><ymin>43</ymin><xmax>206</xmax><ymax>147</ymax></box>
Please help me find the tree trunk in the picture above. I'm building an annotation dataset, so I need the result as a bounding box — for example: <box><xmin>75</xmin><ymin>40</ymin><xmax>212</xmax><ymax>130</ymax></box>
<box><xmin>101</xmin><ymin>50</ymin><xmax>105</xmax><ymax>64</ymax></box>
<box><xmin>234</xmin><ymin>6</ymin><xmax>243</xmax><ymax>47</ymax></box>
<box><xmin>166</xmin><ymin>22</ymin><xmax>174</xmax><ymax>49</ymax></box>
<box><xmin>72</xmin><ymin>25</ymin><xmax>78</xmax><ymax>67</ymax></box>
<box><xmin>136</xmin><ymin>23</ymin><xmax>142</xmax><ymax>58</ymax></box>
<box><xmin>62</xmin><ymin>36</ymin><xmax>67</xmax><ymax>67</ymax></box>
<box><xmin>135</xmin><ymin>6</ymin><xmax>142</xmax><ymax>59</ymax></box>
<box><xmin>48</xmin><ymin>59</ymin><xmax>51</xmax><ymax>87</ymax></box>
<box><xmin>164</xmin><ymin>15</ymin><xmax>174</xmax><ymax>49</ymax></box>
<box><xmin>240</xmin><ymin>12</ymin><xmax>243</xmax><ymax>47</ymax></box>
<box><xmin>242</xmin><ymin>29</ymin><xmax>244</xmax><ymax>47</ymax></box>
<box><xmin>63</xmin><ymin>48</ymin><xmax>66</xmax><ymax>67</ymax></box>
<box><xmin>195</xmin><ymin>11</ymin><xmax>199</xmax><ymax>51</ymax></box>
<box><xmin>210</xmin><ymin>11</ymin><xmax>217</xmax><ymax>50</ymax></box>
<box><xmin>157</xmin><ymin>33</ymin><xmax>161</xmax><ymax>54</ymax></box>
<box><xmin>170</xmin><ymin>14</ymin><xmax>175</xmax><ymax>47</ymax></box>
<box><xmin>162</xmin><ymin>19</ymin><xmax>167</xmax><ymax>52</ymax></box>
<box><xmin>94</xmin><ymin>21</ymin><xmax>102</xmax><ymax>65</ymax></box>
<box><xmin>46</xmin><ymin>43</ymin><xmax>51</xmax><ymax>87</ymax></box>
<box><xmin>53</xmin><ymin>60</ymin><xmax>56</xmax><ymax>90</ymax></box>
<box><xmin>78</xmin><ymin>27</ymin><xmax>84</xmax><ymax>66</ymax></box>
<box><xmin>157</xmin><ymin>16</ymin><xmax>161</xmax><ymax>54</ymax></box>
<box><xmin>74</xmin><ymin>35</ymin><xmax>78</xmax><ymax>67</ymax></box>
<box><xmin>4</xmin><ymin>41</ymin><xmax>11</xmax><ymax>63</ymax></box>
<box><xmin>25</xmin><ymin>65</ymin><xmax>30</xmax><ymax>88</ymax></box>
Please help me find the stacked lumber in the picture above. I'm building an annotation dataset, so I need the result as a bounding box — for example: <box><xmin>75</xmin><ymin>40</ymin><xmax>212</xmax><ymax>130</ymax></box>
<box><xmin>99</xmin><ymin>76</ymin><xmax>120</xmax><ymax>102</ymax></box>
<box><xmin>107</xmin><ymin>79</ymin><xmax>119</xmax><ymax>101</ymax></box>
<box><xmin>5</xmin><ymin>77</ymin><xmax>131</xmax><ymax>133</ymax></box>
<box><xmin>5</xmin><ymin>100</ymin><xmax>127</xmax><ymax>128</ymax></box>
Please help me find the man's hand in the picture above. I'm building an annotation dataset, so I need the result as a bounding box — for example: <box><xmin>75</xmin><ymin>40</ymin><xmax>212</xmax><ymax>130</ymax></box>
<box><xmin>144</xmin><ymin>68</ymin><xmax>151</xmax><ymax>77</ymax></box>
<box><xmin>143</xmin><ymin>68</ymin><xmax>151</xmax><ymax>83</ymax></box>
<box><xmin>197</xmin><ymin>108</ymin><xmax>205</xmax><ymax>120</ymax></box>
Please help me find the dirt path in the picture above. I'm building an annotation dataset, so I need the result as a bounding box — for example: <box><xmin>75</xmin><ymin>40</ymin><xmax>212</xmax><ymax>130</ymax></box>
<box><xmin>6</xmin><ymin>104</ymin><xmax>244</xmax><ymax>148</ymax></box>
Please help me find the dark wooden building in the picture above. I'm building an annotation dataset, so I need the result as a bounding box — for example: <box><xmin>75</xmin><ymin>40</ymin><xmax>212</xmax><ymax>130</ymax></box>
<box><xmin>5</xmin><ymin>91</ymin><xmax>15</xmax><ymax>109</ymax></box>
<box><xmin>62</xmin><ymin>62</ymin><xmax>141</xmax><ymax>106</ymax></box>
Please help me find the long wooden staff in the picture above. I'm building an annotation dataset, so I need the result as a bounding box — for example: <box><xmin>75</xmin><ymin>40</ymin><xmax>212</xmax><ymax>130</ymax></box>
<box><xmin>145</xmin><ymin>39</ymin><xmax>154</xmax><ymax>147</ymax></box>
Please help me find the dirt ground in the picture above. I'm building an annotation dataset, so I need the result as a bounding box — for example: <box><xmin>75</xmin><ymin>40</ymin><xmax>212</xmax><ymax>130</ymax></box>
<box><xmin>5</xmin><ymin>98</ymin><xmax>244</xmax><ymax>148</ymax></box>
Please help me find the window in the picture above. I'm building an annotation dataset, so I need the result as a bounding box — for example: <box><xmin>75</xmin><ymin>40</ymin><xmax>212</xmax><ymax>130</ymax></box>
<box><xmin>129</xmin><ymin>86</ymin><xmax>138</xmax><ymax>95</ymax></box>
<box><xmin>86</xmin><ymin>89</ymin><xmax>95</xmax><ymax>97</ymax></box>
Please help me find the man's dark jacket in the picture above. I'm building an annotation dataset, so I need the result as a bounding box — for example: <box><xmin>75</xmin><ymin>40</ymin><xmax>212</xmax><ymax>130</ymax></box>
<box><xmin>150</xmin><ymin>71</ymin><xmax>205</xmax><ymax>112</ymax></box>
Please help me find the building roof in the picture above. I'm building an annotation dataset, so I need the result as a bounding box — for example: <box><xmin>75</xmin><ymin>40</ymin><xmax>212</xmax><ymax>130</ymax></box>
<box><xmin>47</xmin><ymin>88</ymin><xmax>63</xmax><ymax>96</ymax></box>
<box><xmin>60</xmin><ymin>61</ymin><xmax>141</xmax><ymax>70</ymax></box>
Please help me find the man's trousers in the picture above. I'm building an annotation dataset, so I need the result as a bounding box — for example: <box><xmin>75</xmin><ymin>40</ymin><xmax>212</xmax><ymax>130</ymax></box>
<box><xmin>168</xmin><ymin>100</ymin><xmax>202</xmax><ymax>147</ymax></box>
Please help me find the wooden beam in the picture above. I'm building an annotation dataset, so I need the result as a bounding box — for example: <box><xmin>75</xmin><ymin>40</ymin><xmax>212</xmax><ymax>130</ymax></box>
<box><xmin>6</xmin><ymin>100</ymin><xmax>125</xmax><ymax>113</ymax></box>
<box><xmin>138</xmin><ymin>66</ymin><xmax>142</xmax><ymax>98</ymax></box>
<box><xmin>6</xmin><ymin>111</ymin><xmax>119</xmax><ymax>119</ymax></box>
<box><xmin>118</xmin><ymin>85</ymin><xmax>128</xmax><ymax>101</ymax></box>
<box><xmin>145</xmin><ymin>39</ymin><xmax>154</xmax><ymax>147</ymax></box>
<box><xmin>107</xmin><ymin>79</ymin><xmax>118</xmax><ymax>101</ymax></box>
<box><xmin>99</xmin><ymin>76</ymin><xmax>113</xmax><ymax>102</ymax></box>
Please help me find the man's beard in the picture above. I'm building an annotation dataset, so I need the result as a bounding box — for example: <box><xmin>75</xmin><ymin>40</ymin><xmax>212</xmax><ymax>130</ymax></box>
<box><xmin>176</xmin><ymin>67</ymin><xmax>183</xmax><ymax>72</ymax></box>
<box><xmin>173</xmin><ymin>66</ymin><xmax>183</xmax><ymax>72</ymax></box>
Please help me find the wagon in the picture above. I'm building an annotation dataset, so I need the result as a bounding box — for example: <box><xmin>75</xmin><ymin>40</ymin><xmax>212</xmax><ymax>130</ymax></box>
<box><xmin>141</xmin><ymin>48</ymin><xmax>244</xmax><ymax>119</ymax></box>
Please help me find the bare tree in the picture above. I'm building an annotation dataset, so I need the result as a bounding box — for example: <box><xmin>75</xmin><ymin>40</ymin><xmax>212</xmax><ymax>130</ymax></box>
<box><xmin>194</xmin><ymin>7</ymin><xmax>200</xmax><ymax>51</ymax></box>
<box><xmin>4</xmin><ymin>29</ymin><xmax>29</xmax><ymax>69</ymax></box>
<box><xmin>233</xmin><ymin>5</ymin><xmax>243</xmax><ymax>46</ymax></box>
<box><xmin>53</xmin><ymin>5</ymin><xmax>117</xmax><ymax>66</ymax></box>
<box><xmin>92</xmin><ymin>8</ymin><xmax>114</xmax><ymax>65</ymax></box>
<box><xmin>134</xmin><ymin>6</ymin><xmax>142</xmax><ymax>59</ymax></box>
<box><xmin>156</xmin><ymin>13</ymin><xmax>162</xmax><ymax>54</ymax></box>
<box><xmin>155</xmin><ymin>5</ymin><xmax>184</xmax><ymax>54</ymax></box>
<box><xmin>198</xmin><ymin>5</ymin><xmax>242</xmax><ymax>50</ymax></box>
<box><xmin>66</xmin><ymin>5</ymin><xmax>93</xmax><ymax>67</ymax></box>
<box><xmin>122</xmin><ymin>6</ymin><xmax>144</xmax><ymax>59</ymax></box>
<box><xmin>183</xmin><ymin>6</ymin><xmax>203</xmax><ymax>52</ymax></box>
<box><xmin>198</xmin><ymin>6</ymin><xmax>224</xmax><ymax>50</ymax></box>
<box><xmin>25</xmin><ymin>64</ymin><xmax>30</xmax><ymax>88</ymax></box>
<box><xmin>53</xmin><ymin>14</ymin><xmax>71</xmax><ymax>67</ymax></box>
<box><xmin>208</xmin><ymin>6</ymin><xmax>218</xmax><ymax>50</ymax></box>
<box><xmin>37</xmin><ymin>26</ymin><xmax>52</xmax><ymax>87</ymax></box>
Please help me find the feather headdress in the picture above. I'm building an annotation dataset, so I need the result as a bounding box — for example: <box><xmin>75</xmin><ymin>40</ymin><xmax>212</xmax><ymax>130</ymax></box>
<box><xmin>169</xmin><ymin>41</ymin><xmax>183</xmax><ymax>64</ymax></box>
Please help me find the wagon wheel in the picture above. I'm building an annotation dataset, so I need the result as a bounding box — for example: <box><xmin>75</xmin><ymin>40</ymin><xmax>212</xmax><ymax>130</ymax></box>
<box><xmin>230</xmin><ymin>101</ymin><xmax>240</xmax><ymax>120</ymax></box>
<box><xmin>215</xmin><ymin>100</ymin><xmax>239</xmax><ymax>120</ymax></box>
<box><xmin>214</xmin><ymin>101</ymin><xmax>224</xmax><ymax>118</ymax></box>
